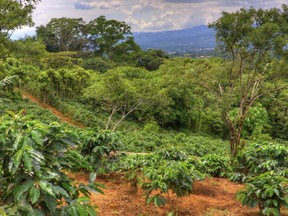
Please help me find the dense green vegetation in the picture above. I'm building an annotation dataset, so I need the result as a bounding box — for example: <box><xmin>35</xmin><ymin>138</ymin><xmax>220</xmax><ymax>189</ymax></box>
<box><xmin>0</xmin><ymin>1</ymin><xmax>288</xmax><ymax>215</ymax></box>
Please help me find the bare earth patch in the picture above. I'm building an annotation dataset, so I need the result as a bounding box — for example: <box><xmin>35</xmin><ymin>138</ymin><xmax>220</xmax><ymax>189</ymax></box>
<box><xmin>21</xmin><ymin>91</ymin><xmax>85</xmax><ymax>128</ymax></box>
<box><xmin>69</xmin><ymin>172</ymin><xmax>288</xmax><ymax>216</ymax></box>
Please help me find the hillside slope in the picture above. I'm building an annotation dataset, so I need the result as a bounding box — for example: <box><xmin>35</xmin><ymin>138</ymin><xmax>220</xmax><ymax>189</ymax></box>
<box><xmin>133</xmin><ymin>25</ymin><xmax>216</xmax><ymax>53</ymax></box>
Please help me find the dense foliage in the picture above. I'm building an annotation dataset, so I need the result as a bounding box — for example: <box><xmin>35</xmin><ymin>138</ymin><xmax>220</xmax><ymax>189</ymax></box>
<box><xmin>237</xmin><ymin>172</ymin><xmax>288</xmax><ymax>216</ymax></box>
<box><xmin>0</xmin><ymin>2</ymin><xmax>288</xmax><ymax>215</ymax></box>
<box><xmin>0</xmin><ymin>111</ymin><xmax>102</xmax><ymax>215</ymax></box>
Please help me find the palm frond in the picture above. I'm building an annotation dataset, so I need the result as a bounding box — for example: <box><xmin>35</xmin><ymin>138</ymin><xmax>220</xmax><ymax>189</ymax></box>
<box><xmin>0</xmin><ymin>75</ymin><xmax>18</xmax><ymax>88</ymax></box>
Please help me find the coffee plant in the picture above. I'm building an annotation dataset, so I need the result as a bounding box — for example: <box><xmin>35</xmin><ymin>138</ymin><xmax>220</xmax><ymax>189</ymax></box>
<box><xmin>80</xmin><ymin>128</ymin><xmax>122</xmax><ymax>172</ymax></box>
<box><xmin>233</xmin><ymin>142</ymin><xmax>288</xmax><ymax>182</ymax></box>
<box><xmin>155</xmin><ymin>147</ymin><xmax>189</xmax><ymax>161</ymax></box>
<box><xmin>199</xmin><ymin>154</ymin><xmax>231</xmax><ymax>177</ymax></box>
<box><xmin>0</xmin><ymin>110</ymin><xmax>103</xmax><ymax>215</ymax></box>
<box><xmin>237</xmin><ymin>172</ymin><xmax>288</xmax><ymax>216</ymax></box>
<box><xmin>141</xmin><ymin>160</ymin><xmax>204</xmax><ymax>208</ymax></box>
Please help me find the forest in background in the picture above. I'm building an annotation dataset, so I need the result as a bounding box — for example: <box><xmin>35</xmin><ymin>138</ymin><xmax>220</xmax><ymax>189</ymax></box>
<box><xmin>0</xmin><ymin>1</ymin><xmax>288</xmax><ymax>215</ymax></box>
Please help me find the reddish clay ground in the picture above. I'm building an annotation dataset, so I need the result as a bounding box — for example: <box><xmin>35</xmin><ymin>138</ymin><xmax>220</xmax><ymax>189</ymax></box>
<box><xmin>71</xmin><ymin>172</ymin><xmax>288</xmax><ymax>216</ymax></box>
<box><xmin>21</xmin><ymin>91</ymin><xmax>85</xmax><ymax>128</ymax></box>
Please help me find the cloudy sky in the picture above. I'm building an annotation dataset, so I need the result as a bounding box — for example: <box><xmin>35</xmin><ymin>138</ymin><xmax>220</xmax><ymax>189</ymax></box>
<box><xmin>13</xmin><ymin>0</ymin><xmax>287</xmax><ymax>38</ymax></box>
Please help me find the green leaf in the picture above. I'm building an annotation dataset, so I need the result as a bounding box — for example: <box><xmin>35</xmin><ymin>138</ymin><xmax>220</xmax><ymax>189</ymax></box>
<box><xmin>76</xmin><ymin>204</ymin><xmax>88</xmax><ymax>216</ymax></box>
<box><xmin>13</xmin><ymin>148</ymin><xmax>24</xmax><ymax>171</ymax></box>
<box><xmin>23</xmin><ymin>152</ymin><xmax>33</xmax><ymax>172</ymax></box>
<box><xmin>68</xmin><ymin>205</ymin><xmax>79</xmax><ymax>216</ymax></box>
<box><xmin>13</xmin><ymin>180</ymin><xmax>34</xmax><ymax>201</ymax></box>
<box><xmin>61</xmin><ymin>138</ymin><xmax>76</xmax><ymax>147</ymax></box>
<box><xmin>53</xmin><ymin>186</ymin><xmax>69</xmax><ymax>198</ymax></box>
<box><xmin>89</xmin><ymin>173</ymin><xmax>96</xmax><ymax>183</ymax></box>
<box><xmin>86</xmin><ymin>206</ymin><xmax>97</xmax><ymax>216</ymax></box>
<box><xmin>43</xmin><ymin>193</ymin><xmax>57</xmax><ymax>213</ymax></box>
<box><xmin>39</xmin><ymin>180</ymin><xmax>55</xmax><ymax>197</ymax></box>
<box><xmin>272</xmin><ymin>199</ymin><xmax>278</xmax><ymax>207</ymax></box>
<box><xmin>86</xmin><ymin>184</ymin><xmax>105</xmax><ymax>195</ymax></box>
<box><xmin>250</xmin><ymin>199</ymin><xmax>258</xmax><ymax>208</ymax></box>
<box><xmin>273</xmin><ymin>188</ymin><xmax>280</xmax><ymax>196</ymax></box>
<box><xmin>266</xmin><ymin>187</ymin><xmax>274</xmax><ymax>198</ymax></box>
<box><xmin>28</xmin><ymin>209</ymin><xmax>45</xmax><ymax>216</ymax></box>
<box><xmin>13</xmin><ymin>133</ymin><xmax>23</xmax><ymax>151</ymax></box>
<box><xmin>17</xmin><ymin>199</ymin><xmax>34</xmax><ymax>213</ymax></box>
<box><xmin>29</xmin><ymin>186</ymin><xmax>40</xmax><ymax>204</ymax></box>
<box><xmin>62</xmin><ymin>182</ymin><xmax>76</xmax><ymax>195</ymax></box>
<box><xmin>77</xmin><ymin>197</ymin><xmax>90</xmax><ymax>203</ymax></box>
<box><xmin>0</xmin><ymin>207</ymin><xmax>6</xmax><ymax>216</ymax></box>
<box><xmin>31</xmin><ymin>130</ymin><xmax>42</xmax><ymax>145</ymax></box>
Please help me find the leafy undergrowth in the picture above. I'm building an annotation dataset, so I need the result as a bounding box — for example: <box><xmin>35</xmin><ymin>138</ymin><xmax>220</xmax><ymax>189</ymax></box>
<box><xmin>72</xmin><ymin>172</ymin><xmax>288</xmax><ymax>216</ymax></box>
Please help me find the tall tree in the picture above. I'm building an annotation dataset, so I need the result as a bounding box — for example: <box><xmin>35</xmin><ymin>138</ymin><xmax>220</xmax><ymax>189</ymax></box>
<box><xmin>36</xmin><ymin>17</ymin><xmax>86</xmax><ymax>52</ymax></box>
<box><xmin>0</xmin><ymin>0</ymin><xmax>39</xmax><ymax>38</ymax></box>
<box><xmin>207</xmin><ymin>6</ymin><xmax>288</xmax><ymax>157</ymax></box>
<box><xmin>83</xmin><ymin>66</ymin><xmax>165</xmax><ymax>131</ymax></box>
<box><xmin>0</xmin><ymin>0</ymin><xmax>40</xmax><ymax>57</ymax></box>
<box><xmin>87</xmin><ymin>16</ymin><xmax>133</xmax><ymax>59</ymax></box>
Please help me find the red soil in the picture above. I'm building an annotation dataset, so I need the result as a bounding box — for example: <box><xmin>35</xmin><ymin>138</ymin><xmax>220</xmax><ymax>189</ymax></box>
<box><xmin>71</xmin><ymin>172</ymin><xmax>288</xmax><ymax>216</ymax></box>
<box><xmin>21</xmin><ymin>91</ymin><xmax>85</xmax><ymax>128</ymax></box>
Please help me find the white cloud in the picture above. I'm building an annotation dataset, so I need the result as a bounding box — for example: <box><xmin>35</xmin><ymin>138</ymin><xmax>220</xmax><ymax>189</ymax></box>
<box><xmin>11</xmin><ymin>27</ymin><xmax>36</xmax><ymax>40</ymax></box>
<box><xmin>27</xmin><ymin>0</ymin><xmax>287</xmax><ymax>33</ymax></box>
<box><xmin>74</xmin><ymin>0</ymin><xmax>122</xmax><ymax>10</ymax></box>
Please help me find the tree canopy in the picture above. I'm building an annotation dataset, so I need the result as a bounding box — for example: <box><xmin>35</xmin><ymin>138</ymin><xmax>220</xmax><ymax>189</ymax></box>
<box><xmin>0</xmin><ymin>0</ymin><xmax>40</xmax><ymax>58</ymax></box>
<box><xmin>208</xmin><ymin>5</ymin><xmax>288</xmax><ymax>156</ymax></box>
<box><xmin>36</xmin><ymin>17</ymin><xmax>86</xmax><ymax>52</ymax></box>
<box><xmin>87</xmin><ymin>16</ymin><xmax>133</xmax><ymax>59</ymax></box>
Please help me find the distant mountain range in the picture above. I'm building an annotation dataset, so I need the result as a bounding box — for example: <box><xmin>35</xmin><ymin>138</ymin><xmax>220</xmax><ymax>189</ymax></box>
<box><xmin>133</xmin><ymin>25</ymin><xmax>216</xmax><ymax>54</ymax></box>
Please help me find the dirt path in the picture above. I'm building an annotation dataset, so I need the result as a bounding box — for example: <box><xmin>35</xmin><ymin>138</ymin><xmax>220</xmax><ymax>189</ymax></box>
<box><xmin>21</xmin><ymin>91</ymin><xmax>85</xmax><ymax>128</ymax></box>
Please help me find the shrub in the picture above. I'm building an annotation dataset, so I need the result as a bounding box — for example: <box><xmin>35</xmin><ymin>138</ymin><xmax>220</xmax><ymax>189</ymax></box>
<box><xmin>141</xmin><ymin>160</ymin><xmax>204</xmax><ymax>208</ymax></box>
<box><xmin>0</xmin><ymin>110</ymin><xmax>103</xmax><ymax>215</ymax></box>
<box><xmin>233</xmin><ymin>142</ymin><xmax>288</xmax><ymax>181</ymax></box>
<box><xmin>80</xmin><ymin>128</ymin><xmax>122</xmax><ymax>172</ymax></box>
<box><xmin>237</xmin><ymin>172</ymin><xmax>288</xmax><ymax>216</ymax></box>
<box><xmin>156</xmin><ymin>147</ymin><xmax>189</xmax><ymax>161</ymax></box>
<box><xmin>143</xmin><ymin>121</ymin><xmax>160</xmax><ymax>133</ymax></box>
<box><xmin>199</xmin><ymin>154</ymin><xmax>231</xmax><ymax>177</ymax></box>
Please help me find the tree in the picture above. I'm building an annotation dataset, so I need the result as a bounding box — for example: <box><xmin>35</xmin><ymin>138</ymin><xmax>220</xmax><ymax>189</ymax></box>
<box><xmin>136</xmin><ymin>49</ymin><xmax>169</xmax><ymax>71</ymax></box>
<box><xmin>0</xmin><ymin>0</ymin><xmax>39</xmax><ymax>38</ymax></box>
<box><xmin>35</xmin><ymin>66</ymin><xmax>92</xmax><ymax>103</ymax></box>
<box><xmin>36</xmin><ymin>17</ymin><xmax>86</xmax><ymax>52</ymax></box>
<box><xmin>87</xmin><ymin>16</ymin><xmax>133</xmax><ymax>59</ymax></box>
<box><xmin>83</xmin><ymin>66</ymin><xmax>163</xmax><ymax>131</ymax></box>
<box><xmin>207</xmin><ymin>6</ymin><xmax>288</xmax><ymax>157</ymax></box>
<box><xmin>112</xmin><ymin>36</ymin><xmax>142</xmax><ymax>64</ymax></box>
<box><xmin>153</xmin><ymin>58</ymin><xmax>201</xmax><ymax>130</ymax></box>
<box><xmin>0</xmin><ymin>0</ymin><xmax>40</xmax><ymax>58</ymax></box>
<box><xmin>11</xmin><ymin>36</ymin><xmax>47</xmax><ymax>62</ymax></box>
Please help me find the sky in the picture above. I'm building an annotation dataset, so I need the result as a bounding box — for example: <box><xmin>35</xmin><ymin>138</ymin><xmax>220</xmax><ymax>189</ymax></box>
<box><xmin>12</xmin><ymin>0</ymin><xmax>287</xmax><ymax>39</ymax></box>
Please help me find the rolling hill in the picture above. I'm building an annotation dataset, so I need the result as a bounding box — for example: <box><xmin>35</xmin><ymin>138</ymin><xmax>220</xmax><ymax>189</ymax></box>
<box><xmin>133</xmin><ymin>25</ymin><xmax>216</xmax><ymax>54</ymax></box>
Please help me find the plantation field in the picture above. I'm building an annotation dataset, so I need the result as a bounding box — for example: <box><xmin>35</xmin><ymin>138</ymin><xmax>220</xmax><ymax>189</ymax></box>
<box><xmin>16</xmin><ymin>96</ymin><xmax>288</xmax><ymax>216</ymax></box>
